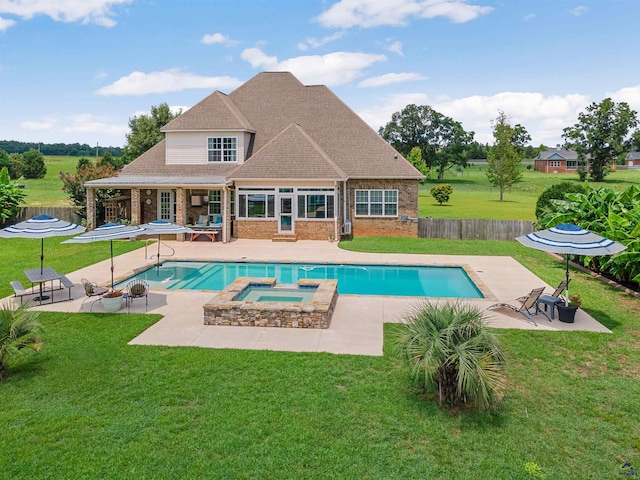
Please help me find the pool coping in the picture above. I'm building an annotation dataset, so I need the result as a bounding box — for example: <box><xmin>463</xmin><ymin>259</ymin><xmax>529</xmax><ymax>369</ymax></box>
<box><xmin>113</xmin><ymin>257</ymin><xmax>497</xmax><ymax>302</ymax></box>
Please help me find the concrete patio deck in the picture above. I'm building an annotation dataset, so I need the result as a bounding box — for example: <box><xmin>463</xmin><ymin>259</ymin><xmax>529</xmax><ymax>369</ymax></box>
<box><xmin>5</xmin><ymin>239</ymin><xmax>611</xmax><ymax>356</ymax></box>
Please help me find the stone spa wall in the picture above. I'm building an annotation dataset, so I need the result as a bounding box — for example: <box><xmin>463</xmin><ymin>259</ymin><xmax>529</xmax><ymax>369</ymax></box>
<box><xmin>203</xmin><ymin>277</ymin><xmax>338</xmax><ymax>329</ymax></box>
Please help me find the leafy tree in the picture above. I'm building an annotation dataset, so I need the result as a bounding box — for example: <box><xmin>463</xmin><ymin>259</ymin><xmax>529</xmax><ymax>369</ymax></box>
<box><xmin>0</xmin><ymin>302</ymin><xmax>43</xmax><ymax>380</ymax></box>
<box><xmin>20</xmin><ymin>149</ymin><xmax>46</xmax><ymax>179</ymax></box>
<box><xmin>379</xmin><ymin>104</ymin><xmax>475</xmax><ymax>181</ymax></box>
<box><xmin>123</xmin><ymin>103</ymin><xmax>180</xmax><ymax>163</ymax></box>
<box><xmin>486</xmin><ymin>111</ymin><xmax>525</xmax><ymax>201</ymax></box>
<box><xmin>0</xmin><ymin>149</ymin><xmax>10</xmax><ymax>172</ymax></box>
<box><xmin>562</xmin><ymin>98</ymin><xmax>639</xmax><ymax>182</ymax></box>
<box><xmin>59</xmin><ymin>158</ymin><xmax>118</xmax><ymax>223</ymax></box>
<box><xmin>535</xmin><ymin>181</ymin><xmax>587</xmax><ymax>220</ymax></box>
<box><xmin>406</xmin><ymin>146</ymin><xmax>429</xmax><ymax>179</ymax></box>
<box><xmin>97</xmin><ymin>150</ymin><xmax>124</xmax><ymax>170</ymax></box>
<box><xmin>630</xmin><ymin>129</ymin><xmax>640</xmax><ymax>151</ymax></box>
<box><xmin>7</xmin><ymin>153</ymin><xmax>24</xmax><ymax>179</ymax></box>
<box><xmin>392</xmin><ymin>301</ymin><xmax>506</xmax><ymax>412</ymax></box>
<box><xmin>430</xmin><ymin>184</ymin><xmax>453</xmax><ymax>205</ymax></box>
<box><xmin>0</xmin><ymin>167</ymin><xmax>26</xmax><ymax>225</ymax></box>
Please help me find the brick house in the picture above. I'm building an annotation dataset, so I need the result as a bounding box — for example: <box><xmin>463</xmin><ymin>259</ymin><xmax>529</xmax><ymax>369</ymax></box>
<box><xmin>85</xmin><ymin>72</ymin><xmax>424</xmax><ymax>242</ymax></box>
<box><xmin>534</xmin><ymin>146</ymin><xmax>580</xmax><ymax>173</ymax></box>
<box><xmin>625</xmin><ymin>152</ymin><xmax>640</xmax><ymax>169</ymax></box>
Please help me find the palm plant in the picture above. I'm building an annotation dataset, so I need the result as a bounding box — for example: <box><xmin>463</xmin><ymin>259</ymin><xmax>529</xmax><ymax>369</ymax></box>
<box><xmin>0</xmin><ymin>302</ymin><xmax>43</xmax><ymax>380</ymax></box>
<box><xmin>392</xmin><ymin>301</ymin><xmax>506</xmax><ymax>411</ymax></box>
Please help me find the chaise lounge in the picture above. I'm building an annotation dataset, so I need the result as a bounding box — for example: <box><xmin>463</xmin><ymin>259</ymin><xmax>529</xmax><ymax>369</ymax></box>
<box><xmin>487</xmin><ymin>287</ymin><xmax>548</xmax><ymax>326</ymax></box>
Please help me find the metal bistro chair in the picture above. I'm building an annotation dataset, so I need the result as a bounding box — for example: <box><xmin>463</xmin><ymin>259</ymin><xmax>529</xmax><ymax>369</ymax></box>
<box><xmin>126</xmin><ymin>279</ymin><xmax>149</xmax><ymax>313</ymax></box>
<box><xmin>81</xmin><ymin>278</ymin><xmax>109</xmax><ymax>311</ymax></box>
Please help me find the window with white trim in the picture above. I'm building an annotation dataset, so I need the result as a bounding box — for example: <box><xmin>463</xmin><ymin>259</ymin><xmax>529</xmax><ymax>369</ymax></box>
<box><xmin>208</xmin><ymin>190</ymin><xmax>221</xmax><ymax>216</ymax></box>
<box><xmin>566</xmin><ymin>160</ymin><xmax>577</xmax><ymax>170</ymax></box>
<box><xmin>297</xmin><ymin>188</ymin><xmax>335</xmax><ymax>219</ymax></box>
<box><xmin>550</xmin><ymin>161</ymin><xmax>561</xmax><ymax>167</ymax></box>
<box><xmin>208</xmin><ymin>137</ymin><xmax>237</xmax><ymax>162</ymax></box>
<box><xmin>237</xmin><ymin>188</ymin><xmax>275</xmax><ymax>218</ymax></box>
<box><xmin>355</xmin><ymin>189</ymin><xmax>398</xmax><ymax>217</ymax></box>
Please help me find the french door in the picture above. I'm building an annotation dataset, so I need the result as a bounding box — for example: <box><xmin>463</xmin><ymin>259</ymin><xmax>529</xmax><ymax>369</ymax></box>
<box><xmin>158</xmin><ymin>190</ymin><xmax>176</xmax><ymax>222</ymax></box>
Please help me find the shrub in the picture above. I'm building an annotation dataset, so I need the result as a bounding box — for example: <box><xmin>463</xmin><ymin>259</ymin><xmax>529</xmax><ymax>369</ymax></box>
<box><xmin>0</xmin><ymin>302</ymin><xmax>43</xmax><ymax>380</ymax></box>
<box><xmin>392</xmin><ymin>301</ymin><xmax>507</xmax><ymax>411</ymax></box>
<box><xmin>430</xmin><ymin>183</ymin><xmax>453</xmax><ymax>205</ymax></box>
<box><xmin>535</xmin><ymin>181</ymin><xmax>587</xmax><ymax>220</ymax></box>
<box><xmin>20</xmin><ymin>149</ymin><xmax>47</xmax><ymax>179</ymax></box>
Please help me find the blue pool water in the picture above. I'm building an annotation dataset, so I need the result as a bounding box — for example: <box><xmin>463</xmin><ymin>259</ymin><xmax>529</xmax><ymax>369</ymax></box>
<box><xmin>118</xmin><ymin>261</ymin><xmax>483</xmax><ymax>298</ymax></box>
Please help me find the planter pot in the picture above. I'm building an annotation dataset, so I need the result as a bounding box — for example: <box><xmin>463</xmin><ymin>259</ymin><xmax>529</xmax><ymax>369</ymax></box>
<box><xmin>101</xmin><ymin>295</ymin><xmax>123</xmax><ymax>312</ymax></box>
<box><xmin>557</xmin><ymin>305</ymin><xmax>578</xmax><ymax>323</ymax></box>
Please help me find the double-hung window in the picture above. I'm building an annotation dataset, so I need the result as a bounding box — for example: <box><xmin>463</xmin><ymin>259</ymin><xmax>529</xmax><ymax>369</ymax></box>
<box><xmin>208</xmin><ymin>137</ymin><xmax>237</xmax><ymax>162</ymax></box>
<box><xmin>208</xmin><ymin>190</ymin><xmax>221</xmax><ymax>216</ymax></box>
<box><xmin>297</xmin><ymin>188</ymin><xmax>335</xmax><ymax>219</ymax></box>
<box><xmin>355</xmin><ymin>189</ymin><xmax>398</xmax><ymax>217</ymax></box>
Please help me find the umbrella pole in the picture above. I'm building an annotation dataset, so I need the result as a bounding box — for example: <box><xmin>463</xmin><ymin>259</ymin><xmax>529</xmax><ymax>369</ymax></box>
<box><xmin>110</xmin><ymin>240</ymin><xmax>115</xmax><ymax>288</ymax></box>
<box><xmin>156</xmin><ymin>235</ymin><xmax>161</xmax><ymax>274</ymax></box>
<box><xmin>565</xmin><ymin>255</ymin><xmax>570</xmax><ymax>306</ymax></box>
<box><xmin>40</xmin><ymin>238</ymin><xmax>44</xmax><ymax>274</ymax></box>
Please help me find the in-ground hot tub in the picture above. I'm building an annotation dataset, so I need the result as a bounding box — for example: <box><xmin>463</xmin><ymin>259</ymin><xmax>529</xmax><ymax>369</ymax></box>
<box><xmin>203</xmin><ymin>277</ymin><xmax>338</xmax><ymax>328</ymax></box>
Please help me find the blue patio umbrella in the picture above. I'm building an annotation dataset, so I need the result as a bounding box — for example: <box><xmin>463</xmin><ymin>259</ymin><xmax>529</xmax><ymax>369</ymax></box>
<box><xmin>137</xmin><ymin>220</ymin><xmax>192</xmax><ymax>273</ymax></box>
<box><xmin>62</xmin><ymin>223</ymin><xmax>146</xmax><ymax>288</ymax></box>
<box><xmin>515</xmin><ymin>223</ymin><xmax>626</xmax><ymax>305</ymax></box>
<box><xmin>0</xmin><ymin>214</ymin><xmax>86</xmax><ymax>274</ymax></box>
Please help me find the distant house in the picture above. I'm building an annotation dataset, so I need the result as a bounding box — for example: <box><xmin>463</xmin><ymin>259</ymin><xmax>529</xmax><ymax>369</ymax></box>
<box><xmin>534</xmin><ymin>146</ymin><xmax>580</xmax><ymax>174</ymax></box>
<box><xmin>84</xmin><ymin>72</ymin><xmax>424</xmax><ymax>242</ymax></box>
<box><xmin>625</xmin><ymin>152</ymin><xmax>640</xmax><ymax>169</ymax></box>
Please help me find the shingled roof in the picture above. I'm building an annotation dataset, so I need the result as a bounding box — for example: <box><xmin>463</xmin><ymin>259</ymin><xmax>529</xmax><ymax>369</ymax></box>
<box><xmin>230</xmin><ymin>123</ymin><xmax>346</xmax><ymax>180</ymax></box>
<box><xmin>117</xmin><ymin>72</ymin><xmax>423</xmax><ymax>183</ymax></box>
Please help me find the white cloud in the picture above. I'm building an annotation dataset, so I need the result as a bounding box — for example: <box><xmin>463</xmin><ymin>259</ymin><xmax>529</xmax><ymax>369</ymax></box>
<box><xmin>317</xmin><ymin>0</ymin><xmax>492</xmax><ymax>28</ymax></box>
<box><xmin>0</xmin><ymin>15</ymin><xmax>16</xmax><ymax>30</ymax></box>
<box><xmin>358</xmin><ymin>72</ymin><xmax>426</xmax><ymax>88</ymax></box>
<box><xmin>357</xmin><ymin>90</ymin><xmax>591</xmax><ymax>146</ymax></box>
<box><xmin>571</xmin><ymin>6</ymin><xmax>587</xmax><ymax>16</ymax></box>
<box><xmin>21</xmin><ymin>114</ymin><xmax>127</xmax><ymax>136</ymax></box>
<box><xmin>201</xmin><ymin>32</ymin><xmax>239</xmax><ymax>47</ymax></box>
<box><xmin>607</xmin><ymin>85</ymin><xmax>640</xmax><ymax>110</ymax></box>
<box><xmin>0</xmin><ymin>0</ymin><xmax>131</xmax><ymax>27</ymax></box>
<box><xmin>297</xmin><ymin>31</ymin><xmax>346</xmax><ymax>51</ymax></box>
<box><xmin>385</xmin><ymin>40</ymin><xmax>404</xmax><ymax>56</ymax></box>
<box><xmin>523</xmin><ymin>13</ymin><xmax>535</xmax><ymax>21</ymax></box>
<box><xmin>95</xmin><ymin>68</ymin><xmax>243</xmax><ymax>96</ymax></box>
<box><xmin>240</xmin><ymin>48</ymin><xmax>387</xmax><ymax>86</ymax></box>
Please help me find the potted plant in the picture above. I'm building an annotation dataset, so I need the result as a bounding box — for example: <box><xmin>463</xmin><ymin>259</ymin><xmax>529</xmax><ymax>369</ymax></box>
<box><xmin>557</xmin><ymin>294</ymin><xmax>581</xmax><ymax>323</ymax></box>
<box><xmin>101</xmin><ymin>289</ymin><xmax>124</xmax><ymax>312</ymax></box>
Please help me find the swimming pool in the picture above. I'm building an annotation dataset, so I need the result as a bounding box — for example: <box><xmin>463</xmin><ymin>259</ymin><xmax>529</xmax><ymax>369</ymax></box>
<box><xmin>119</xmin><ymin>261</ymin><xmax>484</xmax><ymax>298</ymax></box>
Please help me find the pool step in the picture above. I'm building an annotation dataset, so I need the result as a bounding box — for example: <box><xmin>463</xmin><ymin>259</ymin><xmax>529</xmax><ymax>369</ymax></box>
<box><xmin>272</xmin><ymin>234</ymin><xmax>298</xmax><ymax>242</ymax></box>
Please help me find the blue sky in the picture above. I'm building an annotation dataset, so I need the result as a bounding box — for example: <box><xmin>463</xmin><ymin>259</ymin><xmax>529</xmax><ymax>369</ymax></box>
<box><xmin>1</xmin><ymin>0</ymin><xmax>639</xmax><ymax>149</ymax></box>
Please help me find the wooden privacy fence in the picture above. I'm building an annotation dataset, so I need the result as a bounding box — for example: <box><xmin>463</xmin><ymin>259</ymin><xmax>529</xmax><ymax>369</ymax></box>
<box><xmin>13</xmin><ymin>207</ymin><xmax>81</xmax><ymax>224</ymax></box>
<box><xmin>418</xmin><ymin>218</ymin><xmax>535</xmax><ymax>241</ymax></box>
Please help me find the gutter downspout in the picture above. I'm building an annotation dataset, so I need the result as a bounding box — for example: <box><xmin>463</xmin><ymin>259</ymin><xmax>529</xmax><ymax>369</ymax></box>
<box><xmin>334</xmin><ymin>181</ymin><xmax>339</xmax><ymax>242</ymax></box>
<box><xmin>222</xmin><ymin>186</ymin><xmax>227</xmax><ymax>243</ymax></box>
<box><xmin>343</xmin><ymin>179</ymin><xmax>348</xmax><ymax>237</ymax></box>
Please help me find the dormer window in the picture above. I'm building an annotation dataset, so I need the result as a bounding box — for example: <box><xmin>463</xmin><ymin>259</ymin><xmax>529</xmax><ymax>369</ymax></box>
<box><xmin>208</xmin><ymin>137</ymin><xmax>237</xmax><ymax>162</ymax></box>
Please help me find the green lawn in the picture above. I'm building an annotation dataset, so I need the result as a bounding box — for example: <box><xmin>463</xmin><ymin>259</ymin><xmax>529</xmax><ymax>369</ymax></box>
<box><xmin>1</xmin><ymin>237</ymin><xmax>639</xmax><ymax>478</ymax></box>
<box><xmin>420</xmin><ymin>165</ymin><xmax>640</xmax><ymax>220</ymax></box>
<box><xmin>20</xmin><ymin>156</ymin><xmax>79</xmax><ymax>207</ymax></box>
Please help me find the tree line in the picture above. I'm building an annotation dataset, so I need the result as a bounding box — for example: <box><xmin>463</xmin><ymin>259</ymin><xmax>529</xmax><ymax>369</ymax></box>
<box><xmin>0</xmin><ymin>140</ymin><xmax>123</xmax><ymax>157</ymax></box>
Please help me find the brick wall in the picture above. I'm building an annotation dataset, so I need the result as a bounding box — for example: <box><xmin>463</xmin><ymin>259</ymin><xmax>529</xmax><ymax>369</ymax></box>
<box><xmin>141</xmin><ymin>189</ymin><xmax>156</xmax><ymax>224</ymax></box>
<box><xmin>235</xmin><ymin>220</ymin><xmax>278</xmax><ymax>239</ymax></box>
<box><xmin>348</xmin><ymin>178</ymin><xmax>418</xmax><ymax>237</ymax></box>
<box><xmin>294</xmin><ymin>220</ymin><xmax>334</xmax><ymax>240</ymax></box>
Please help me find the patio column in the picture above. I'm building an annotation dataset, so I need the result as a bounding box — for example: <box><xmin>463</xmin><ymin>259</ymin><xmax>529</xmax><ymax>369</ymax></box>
<box><xmin>131</xmin><ymin>188</ymin><xmax>141</xmax><ymax>225</ymax></box>
<box><xmin>86</xmin><ymin>187</ymin><xmax>96</xmax><ymax>230</ymax></box>
<box><xmin>176</xmin><ymin>187</ymin><xmax>186</xmax><ymax>241</ymax></box>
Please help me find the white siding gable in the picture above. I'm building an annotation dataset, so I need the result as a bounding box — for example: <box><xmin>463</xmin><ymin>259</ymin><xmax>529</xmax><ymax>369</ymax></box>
<box><xmin>165</xmin><ymin>131</ymin><xmax>252</xmax><ymax>165</ymax></box>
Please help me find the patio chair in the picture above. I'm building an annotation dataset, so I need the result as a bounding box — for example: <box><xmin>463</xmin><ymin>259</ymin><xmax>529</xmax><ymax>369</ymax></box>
<box><xmin>534</xmin><ymin>280</ymin><xmax>569</xmax><ymax>320</ymax></box>
<box><xmin>210</xmin><ymin>215</ymin><xmax>222</xmax><ymax>228</ymax></box>
<box><xmin>195</xmin><ymin>215</ymin><xmax>209</xmax><ymax>227</ymax></box>
<box><xmin>81</xmin><ymin>278</ymin><xmax>109</xmax><ymax>311</ymax></box>
<box><xmin>126</xmin><ymin>279</ymin><xmax>149</xmax><ymax>313</ymax></box>
<box><xmin>10</xmin><ymin>281</ymin><xmax>33</xmax><ymax>305</ymax></box>
<box><xmin>487</xmin><ymin>287</ymin><xmax>547</xmax><ymax>326</ymax></box>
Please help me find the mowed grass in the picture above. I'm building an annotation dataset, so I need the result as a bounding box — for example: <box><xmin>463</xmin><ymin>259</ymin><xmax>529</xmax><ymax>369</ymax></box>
<box><xmin>420</xmin><ymin>165</ymin><xmax>640</xmax><ymax>220</ymax></box>
<box><xmin>20</xmin><ymin>156</ymin><xmax>81</xmax><ymax>207</ymax></box>
<box><xmin>1</xmin><ymin>237</ymin><xmax>639</xmax><ymax>478</ymax></box>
